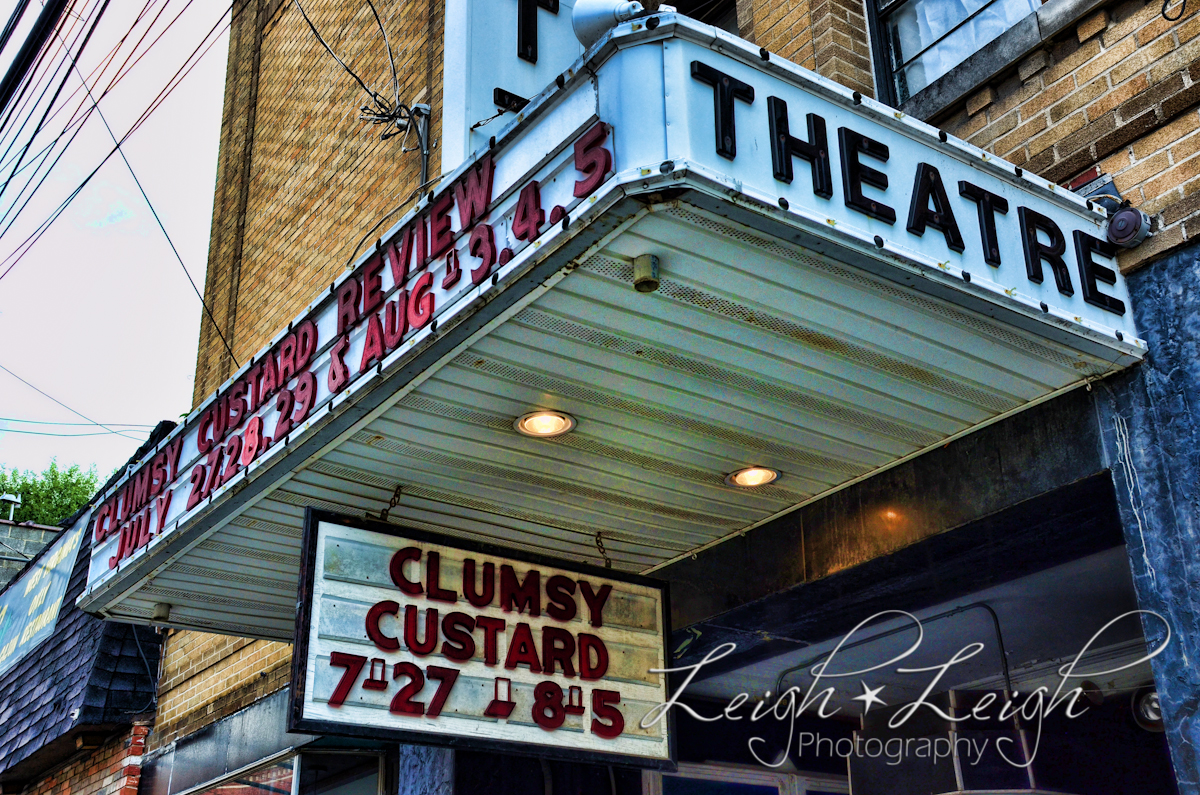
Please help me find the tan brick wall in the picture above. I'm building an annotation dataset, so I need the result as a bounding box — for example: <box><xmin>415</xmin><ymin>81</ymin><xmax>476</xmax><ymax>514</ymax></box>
<box><xmin>193</xmin><ymin>0</ymin><xmax>444</xmax><ymax>405</ymax></box>
<box><xmin>22</xmin><ymin>724</ymin><xmax>149</xmax><ymax>795</ymax></box>
<box><xmin>737</xmin><ymin>0</ymin><xmax>875</xmax><ymax>96</ymax></box>
<box><xmin>939</xmin><ymin>0</ymin><xmax>1200</xmax><ymax>272</ymax></box>
<box><xmin>149</xmin><ymin>631</ymin><xmax>291</xmax><ymax>752</ymax></box>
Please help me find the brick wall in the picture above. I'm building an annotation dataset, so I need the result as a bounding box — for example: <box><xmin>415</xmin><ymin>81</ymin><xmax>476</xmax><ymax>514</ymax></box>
<box><xmin>148</xmin><ymin>631</ymin><xmax>290</xmax><ymax>752</ymax></box>
<box><xmin>939</xmin><ymin>0</ymin><xmax>1200</xmax><ymax>272</ymax></box>
<box><xmin>736</xmin><ymin>0</ymin><xmax>875</xmax><ymax>97</ymax></box>
<box><xmin>22</xmin><ymin>723</ymin><xmax>149</xmax><ymax>795</ymax></box>
<box><xmin>193</xmin><ymin>0</ymin><xmax>444</xmax><ymax>404</ymax></box>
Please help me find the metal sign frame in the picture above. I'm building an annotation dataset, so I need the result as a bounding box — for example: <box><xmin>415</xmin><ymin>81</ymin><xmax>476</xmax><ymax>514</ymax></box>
<box><xmin>289</xmin><ymin>507</ymin><xmax>677</xmax><ymax>769</ymax></box>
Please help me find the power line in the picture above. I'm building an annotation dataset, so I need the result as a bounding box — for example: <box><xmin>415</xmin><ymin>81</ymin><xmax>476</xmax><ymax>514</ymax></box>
<box><xmin>0</xmin><ymin>0</ymin><xmax>164</xmax><ymax>177</ymax></box>
<box><xmin>0</xmin><ymin>0</ymin><xmax>159</xmax><ymax>232</ymax></box>
<box><xmin>0</xmin><ymin>417</ymin><xmax>155</xmax><ymax>427</ymax></box>
<box><xmin>0</xmin><ymin>3</ymin><xmax>235</xmax><ymax>282</ymax></box>
<box><xmin>0</xmin><ymin>427</ymin><xmax>138</xmax><ymax>438</ymax></box>
<box><xmin>0</xmin><ymin>0</ymin><xmax>112</xmax><ymax>208</ymax></box>
<box><xmin>54</xmin><ymin>19</ymin><xmax>240</xmax><ymax>367</ymax></box>
<box><xmin>0</xmin><ymin>361</ymin><xmax>141</xmax><ymax>440</ymax></box>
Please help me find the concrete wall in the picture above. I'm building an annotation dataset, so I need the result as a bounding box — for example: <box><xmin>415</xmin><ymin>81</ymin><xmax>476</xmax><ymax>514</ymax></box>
<box><xmin>0</xmin><ymin>520</ymin><xmax>60</xmax><ymax>591</ymax></box>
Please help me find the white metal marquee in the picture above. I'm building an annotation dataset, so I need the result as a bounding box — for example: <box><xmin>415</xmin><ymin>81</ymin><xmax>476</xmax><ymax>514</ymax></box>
<box><xmin>76</xmin><ymin>16</ymin><xmax>1143</xmax><ymax>641</ymax></box>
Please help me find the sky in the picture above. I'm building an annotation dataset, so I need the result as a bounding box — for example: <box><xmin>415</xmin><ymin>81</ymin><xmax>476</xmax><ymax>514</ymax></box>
<box><xmin>0</xmin><ymin>1</ymin><xmax>229</xmax><ymax>478</ymax></box>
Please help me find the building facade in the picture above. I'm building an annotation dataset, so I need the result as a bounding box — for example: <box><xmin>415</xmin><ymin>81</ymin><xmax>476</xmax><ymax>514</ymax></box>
<box><xmin>63</xmin><ymin>1</ymin><xmax>1200</xmax><ymax>794</ymax></box>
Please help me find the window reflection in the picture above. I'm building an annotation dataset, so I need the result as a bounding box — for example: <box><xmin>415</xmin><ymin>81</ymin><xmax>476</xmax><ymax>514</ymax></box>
<box><xmin>883</xmin><ymin>0</ymin><xmax>1039</xmax><ymax>102</ymax></box>
<box><xmin>204</xmin><ymin>759</ymin><xmax>294</xmax><ymax>795</ymax></box>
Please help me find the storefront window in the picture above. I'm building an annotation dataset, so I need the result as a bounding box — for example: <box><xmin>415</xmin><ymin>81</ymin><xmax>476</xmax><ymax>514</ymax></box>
<box><xmin>655</xmin><ymin>764</ymin><xmax>848</xmax><ymax>795</ymax></box>
<box><xmin>193</xmin><ymin>753</ymin><xmax>380</xmax><ymax>795</ymax></box>
<box><xmin>203</xmin><ymin>758</ymin><xmax>295</xmax><ymax>795</ymax></box>
<box><xmin>298</xmin><ymin>753</ymin><xmax>381</xmax><ymax>795</ymax></box>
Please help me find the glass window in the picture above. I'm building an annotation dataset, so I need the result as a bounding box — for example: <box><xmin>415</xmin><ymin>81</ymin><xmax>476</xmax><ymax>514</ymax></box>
<box><xmin>879</xmin><ymin>0</ymin><xmax>1039</xmax><ymax>103</ymax></box>
<box><xmin>653</xmin><ymin>764</ymin><xmax>848</xmax><ymax>795</ymax></box>
<box><xmin>204</xmin><ymin>758</ymin><xmax>295</xmax><ymax>795</ymax></box>
<box><xmin>298</xmin><ymin>753</ymin><xmax>381</xmax><ymax>795</ymax></box>
<box><xmin>193</xmin><ymin>753</ymin><xmax>381</xmax><ymax>795</ymax></box>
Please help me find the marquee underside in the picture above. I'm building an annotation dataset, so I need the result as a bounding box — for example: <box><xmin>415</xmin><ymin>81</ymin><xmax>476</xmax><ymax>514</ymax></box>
<box><xmin>96</xmin><ymin>201</ymin><xmax>1137</xmax><ymax>640</ymax></box>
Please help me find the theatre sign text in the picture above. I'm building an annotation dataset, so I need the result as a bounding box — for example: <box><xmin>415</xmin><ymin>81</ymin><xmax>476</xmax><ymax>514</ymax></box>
<box><xmin>290</xmin><ymin>511</ymin><xmax>672</xmax><ymax>765</ymax></box>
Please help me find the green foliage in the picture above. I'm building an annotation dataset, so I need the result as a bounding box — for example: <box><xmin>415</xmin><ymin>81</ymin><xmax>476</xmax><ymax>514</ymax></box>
<box><xmin>0</xmin><ymin>461</ymin><xmax>100</xmax><ymax>526</ymax></box>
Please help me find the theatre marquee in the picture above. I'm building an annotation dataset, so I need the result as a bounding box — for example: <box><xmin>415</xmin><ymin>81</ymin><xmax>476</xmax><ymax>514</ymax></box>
<box><xmin>76</xmin><ymin>15</ymin><xmax>1144</xmax><ymax>649</ymax></box>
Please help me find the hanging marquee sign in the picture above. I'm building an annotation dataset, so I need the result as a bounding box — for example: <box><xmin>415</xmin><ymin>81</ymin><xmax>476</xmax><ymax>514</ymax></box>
<box><xmin>82</xmin><ymin>106</ymin><xmax>613</xmax><ymax>589</ymax></box>
<box><xmin>289</xmin><ymin>509</ymin><xmax>674</xmax><ymax>767</ymax></box>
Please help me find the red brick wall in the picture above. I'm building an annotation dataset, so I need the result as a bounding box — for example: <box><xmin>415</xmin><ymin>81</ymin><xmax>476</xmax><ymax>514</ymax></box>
<box><xmin>23</xmin><ymin>723</ymin><xmax>149</xmax><ymax>795</ymax></box>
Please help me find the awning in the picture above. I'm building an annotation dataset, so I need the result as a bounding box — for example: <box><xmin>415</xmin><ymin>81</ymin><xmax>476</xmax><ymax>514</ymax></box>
<box><xmin>76</xmin><ymin>16</ymin><xmax>1144</xmax><ymax>640</ymax></box>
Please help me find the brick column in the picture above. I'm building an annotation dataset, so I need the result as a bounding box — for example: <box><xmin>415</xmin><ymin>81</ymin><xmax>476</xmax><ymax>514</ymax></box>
<box><xmin>22</xmin><ymin>722</ymin><xmax>151</xmax><ymax>795</ymax></box>
<box><xmin>736</xmin><ymin>0</ymin><xmax>875</xmax><ymax>96</ymax></box>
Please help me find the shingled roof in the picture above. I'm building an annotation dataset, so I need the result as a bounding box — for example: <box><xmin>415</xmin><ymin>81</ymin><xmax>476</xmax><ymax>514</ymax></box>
<box><xmin>0</xmin><ymin>425</ymin><xmax>173</xmax><ymax>785</ymax></box>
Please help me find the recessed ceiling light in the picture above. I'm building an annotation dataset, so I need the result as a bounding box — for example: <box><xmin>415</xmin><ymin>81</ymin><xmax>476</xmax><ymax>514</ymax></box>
<box><xmin>725</xmin><ymin>467</ymin><xmax>779</xmax><ymax>487</ymax></box>
<box><xmin>514</xmin><ymin>410</ymin><xmax>576</xmax><ymax>437</ymax></box>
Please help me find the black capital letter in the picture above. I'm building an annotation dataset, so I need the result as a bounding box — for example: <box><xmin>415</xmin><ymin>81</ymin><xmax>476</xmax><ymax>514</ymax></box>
<box><xmin>1019</xmin><ymin>207</ymin><xmax>1073</xmax><ymax>296</ymax></box>
<box><xmin>838</xmin><ymin>128</ymin><xmax>895</xmax><ymax>224</ymax></box>
<box><xmin>907</xmin><ymin>163</ymin><xmax>964</xmax><ymax>252</ymax></box>
<box><xmin>959</xmin><ymin>181</ymin><xmax>1009</xmax><ymax>267</ymax></box>
<box><xmin>691</xmin><ymin>61</ymin><xmax>755</xmax><ymax>160</ymax></box>
<box><xmin>1074</xmin><ymin>230</ymin><xmax>1126</xmax><ymax>315</ymax></box>
<box><xmin>767</xmin><ymin>97</ymin><xmax>832</xmax><ymax>199</ymax></box>
<box><xmin>516</xmin><ymin>0</ymin><xmax>558</xmax><ymax>63</ymax></box>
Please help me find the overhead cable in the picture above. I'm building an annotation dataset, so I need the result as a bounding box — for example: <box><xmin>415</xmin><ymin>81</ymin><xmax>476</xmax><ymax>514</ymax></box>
<box><xmin>55</xmin><ymin>25</ymin><xmax>240</xmax><ymax>366</ymax></box>
<box><xmin>0</xmin><ymin>0</ymin><xmax>113</xmax><ymax>207</ymax></box>
<box><xmin>0</xmin><ymin>3</ymin><xmax>236</xmax><ymax>282</ymax></box>
<box><xmin>0</xmin><ymin>361</ymin><xmax>142</xmax><ymax>440</ymax></box>
<box><xmin>0</xmin><ymin>0</ymin><xmax>71</xmax><ymax>124</ymax></box>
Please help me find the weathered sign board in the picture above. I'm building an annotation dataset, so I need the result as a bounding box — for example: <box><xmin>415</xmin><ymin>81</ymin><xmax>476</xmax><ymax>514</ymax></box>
<box><xmin>289</xmin><ymin>510</ymin><xmax>674</xmax><ymax>767</ymax></box>
<box><xmin>0</xmin><ymin>523</ymin><xmax>84</xmax><ymax>676</ymax></box>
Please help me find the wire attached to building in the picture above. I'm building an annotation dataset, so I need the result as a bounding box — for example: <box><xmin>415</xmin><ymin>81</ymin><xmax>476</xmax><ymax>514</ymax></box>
<box><xmin>1163</xmin><ymin>0</ymin><xmax>1187</xmax><ymax>21</ymax></box>
<box><xmin>292</xmin><ymin>0</ymin><xmax>430</xmax><ymax>177</ymax></box>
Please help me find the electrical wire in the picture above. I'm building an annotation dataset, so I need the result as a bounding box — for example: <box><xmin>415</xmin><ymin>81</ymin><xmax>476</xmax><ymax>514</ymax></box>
<box><xmin>0</xmin><ymin>427</ymin><xmax>137</xmax><ymax>438</ymax></box>
<box><xmin>0</xmin><ymin>361</ymin><xmax>142</xmax><ymax>439</ymax></box>
<box><xmin>1163</xmin><ymin>0</ymin><xmax>1187</xmax><ymax>21</ymax></box>
<box><xmin>0</xmin><ymin>0</ymin><xmax>113</xmax><ymax>208</ymax></box>
<box><xmin>53</xmin><ymin>18</ymin><xmax>240</xmax><ymax>367</ymax></box>
<box><xmin>0</xmin><ymin>0</ymin><xmax>90</xmax><ymax>163</ymax></box>
<box><xmin>0</xmin><ymin>0</ymin><xmax>104</xmax><ymax>223</ymax></box>
<box><xmin>0</xmin><ymin>417</ymin><xmax>154</xmax><ymax>426</ymax></box>
<box><xmin>0</xmin><ymin>0</ymin><xmax>175</xmax><ymax>231</ymax></box>
<box><xmin>0</xmin><ymin>0</ymin><xmax>163</xmax><ymax>180</ymax></box>
<box><xmin>0</xmin><ymin>3</ymin><xmax>236</xmax><ymax>283</ymax></box>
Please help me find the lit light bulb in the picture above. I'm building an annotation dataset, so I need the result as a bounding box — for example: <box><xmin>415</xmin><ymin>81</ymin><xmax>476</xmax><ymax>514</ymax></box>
<box><xmin>514</xmin><ymin>411</ymin><xmax>576</xmax><ymax>437</ymax></box>
<box><xmin>726</xmin><ymin>467</ymin><xmax>779</xmax><ymax>487</ymax></box>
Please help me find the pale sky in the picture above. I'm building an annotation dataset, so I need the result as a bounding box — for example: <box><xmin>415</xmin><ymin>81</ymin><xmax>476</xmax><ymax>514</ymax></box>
<box><xmin>0</xmin><ymin>1</ymin><xmax>229</xmax><ymax>477</ymax></box>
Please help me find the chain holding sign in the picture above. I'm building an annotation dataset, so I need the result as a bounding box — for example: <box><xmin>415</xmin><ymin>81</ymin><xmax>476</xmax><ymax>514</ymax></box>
<box><xmin>289</xmin><ymin>509</ymin><xmax>675</xmax><ymax>768</ymax></box>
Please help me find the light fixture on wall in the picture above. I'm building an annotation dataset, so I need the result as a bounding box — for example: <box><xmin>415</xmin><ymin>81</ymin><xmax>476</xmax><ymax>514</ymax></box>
<box><xmin>725</xmin><ymin>467</ymin><xmax>779</xmax><ymax>487</ymax></box>
<box><xmin>515</xmin><ymin>411</ymin><xmax>577</xmax><ymax>438</ymax></box>
<box><xmin>1133</xmin><ymin>685</ymin><xmax>1164</xmax><ymax>732</ymax></box>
